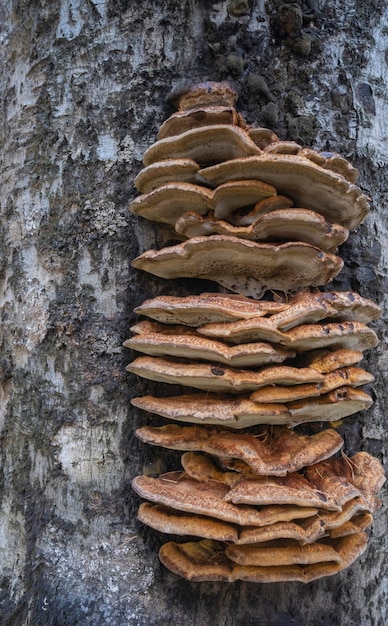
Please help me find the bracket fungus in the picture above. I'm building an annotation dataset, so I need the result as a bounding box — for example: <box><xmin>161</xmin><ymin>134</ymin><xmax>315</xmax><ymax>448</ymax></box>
<box><xmin>156</xmin><ymin>106</ymin><xmax>245</xmax><ymax>140</ymax></box>
<box><xmin>158</xmin><ymin>534</ymin><xmax>368</xmax><ymax>583</ymax></box>
<box><xmin>135</xmin><ymin>424</ymin><xmax>344</xmax><ymax>476</ymax></box>
<box><xmin>198</xmin><ymin>156</ymin><xmax>369</xmax><ymax>231</ymax></box>
<box><xmin>175</xmin><ymin>208</ymin><xmax>349</xmax><ymax>252</ymax></box>
<box><xmin>131</xmin><ymin>236</ymin><xmax>343</xmax><ymax>299</ymax></box>
<box><xmin>125</xmin><ymin>82</ymin><xmax>384</xmax><ymax>582</ymax></box>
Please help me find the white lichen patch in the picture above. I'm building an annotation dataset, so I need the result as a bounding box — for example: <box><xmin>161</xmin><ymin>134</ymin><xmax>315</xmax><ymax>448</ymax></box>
<box><xmin>54</xmin><ymin>422</ymin><xmax>124</xmax><ymax>490</ymax></box>
<box><xmin>97</xmin><ymin>134</ymin><xmax>118</xmax><ymax>163</ymax></box>
<box><xmin>1</xmin><ymin>244</ymin><xmax>60</xmax><ymax>367</ymax></box>
<box><xmin>100</xmin><ymin>134</ymin><xmax>136</xmax><ymax>171</ymax></box>
<box><xmin>77</xmin><ymin>246</ymin><xmax>120</xmax><ymax>319</ymax></box>
<box><xmin>82</xmin><ymin>199</ymin><xmax>127</xmax><ymax>236</ymax></box>
<box><xmin>56</xmin><ymin>0</ymin><xmax>87</xmax><ymax>41</ymax></box>
<box><xmin>0</xmin><ymin>500</ymin><xmax>27</xmax><ymax>600</ymax></box>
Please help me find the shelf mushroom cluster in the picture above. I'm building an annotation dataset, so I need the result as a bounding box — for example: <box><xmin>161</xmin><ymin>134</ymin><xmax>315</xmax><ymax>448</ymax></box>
<box><xmin>126</xmin><ymin>82</ymin><xmax>385</xmax><ymax>582</ymax></box>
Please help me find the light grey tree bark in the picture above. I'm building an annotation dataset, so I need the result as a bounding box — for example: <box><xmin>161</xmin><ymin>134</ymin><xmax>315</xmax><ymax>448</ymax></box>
<box><xmin>0</xmin><ymin>1</ymin><xmax>387</xmax><ymax>624</ymax></box>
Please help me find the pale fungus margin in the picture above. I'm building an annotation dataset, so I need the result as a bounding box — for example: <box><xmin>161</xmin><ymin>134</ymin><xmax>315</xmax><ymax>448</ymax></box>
<box><xmin>125</xmin><ymin>81</ymin><xmax>385</xmax><ymax>583</ymax></box>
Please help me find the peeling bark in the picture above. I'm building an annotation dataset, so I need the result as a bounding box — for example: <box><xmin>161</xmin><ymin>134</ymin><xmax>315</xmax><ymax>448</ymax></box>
<box><xmin>0</xmin><ymin>1</ymin><xmax>387</xmax><ymax>624</ymax></box>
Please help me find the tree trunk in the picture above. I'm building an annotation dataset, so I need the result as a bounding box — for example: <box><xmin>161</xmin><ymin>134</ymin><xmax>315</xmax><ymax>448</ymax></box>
<box><xmin>0</xmin><ymin>1</ymin><xmax>387</xmax><ymax>624</ymax></box>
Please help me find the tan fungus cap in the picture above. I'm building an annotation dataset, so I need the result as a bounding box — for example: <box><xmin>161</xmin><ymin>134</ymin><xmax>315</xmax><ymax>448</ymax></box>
<box><xmin>158</xmin><ymin>533</ymin><xmax>368</xmax><ymax>582</ymax></box>
<box><xmin>142</xmin><ymin>125</ymin><xmax>262</xmax><ymax>167</ymax></box>
<box><xmin>135</xmin><ymin>423</ymin><xmax>343</xmax><ymax>476</ymax></box>
<box><xmin>198</xmin><ymin>155</ymin><xmax>369</xmax><ymax>231</ymax></box>
<box><xmin>175</xmin><ymin>208</ymin><xmax>349</xmax><ymax>252</ymax></box>
<box><xmin>133</xmin><ymin>292</ymin><xmax>288</xmax><ymax>326</ymax></box>
<box><xmin>131</xmin><ymin>236</ymin><xmax>343</xmax><ymax>299</ymax></box>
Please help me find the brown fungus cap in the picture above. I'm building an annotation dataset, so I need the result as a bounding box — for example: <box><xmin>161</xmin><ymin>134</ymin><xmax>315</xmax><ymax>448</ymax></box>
<box><xmin>249</xmin><ymin>366</ymin><xmax>374</xmax><ymax>404</ymax></box>
<box><xmin>327</xmin><ymin>512</ymin><xmax>373</xmax><ymax>539</ymax></box>
<box><xmin>131</xmin><ymin>394</ymin><xmax>292</xmax><ymax>429</ymax></box>
<box><xmin>299</xmin><ymin>148</ymin><xmax>359</xmax><ymax>184</ymax></box>
<box><xmin>198</xmin><ymin>155</ymin><xmax>370</xmax><ymax>231</ymax></box>
<box><xmin>137</xmin><ymin>502</ymin><xmax>372</xmax><ymax>546</ymax></box>
<box><xmin>157</xmin><ymin>106</ymin><xmax>245</xmax><ymax>140</ymax></box>
<box><xmin>158</xmin><ymin>533</ymin><xmax>368</xmax><ymax>582</ymax></box>
<box><xmin>168</xmin><ymin>81</ymin><xmax>239</xmax><ymax>111</ymax></box>
<box><xmin>125</xmin><ymin>328</ymin><xmax>294</xmax><ymax>368</ymax></box>
<box><xmin>175</xmin><ymin>208</ymin><xmax>349</xmax><ymax>253</ymax></box>
<box><xmin>135</xmin><ymin>424</ymin><xmax>343</xmax><ymax>476</ymax></box>
<box><xmin>142</xmin><ymin>125</ymin><xmax>262</xmax><ymax>167</ymax></box>
<box><xmin>224</xmin><ymin>474</ymin><xmax>354</xmax><ymax>511</ymax></box>
<box><xmin>235</xmin><ymin>195</ymin><xmax>294</xmax><ymax>225</ymax></box>
<box><xmin>269</xmin><ymin>291</ymin><xmax>381</xmax><ymax>331</ymax></box>
<box><xmin>126</xmin><ymin>356</ymin><xmax>324</xmax><ymax>393</ymax></box>
<box><xmin>306</xmin><ymin>452</ymin><xmax>386</xmax><ymax>512</ymax></box>
<box><xmin>287</xmin><ymin>386</ymin><xmax>373</xmax><ymax>426</ymax></box>
<box><xmin>137</xmin><ymin>502</ymin><xmax>239</xmax><ymax>543</ymax></box>
<box><xmin>212</xmin><ymin>179</ymin><xmax>277</xmax><ymax>219</ymax></box>
<box><xmin>319</xmin><ymin>497</ymin><xmax>373</xmax><ymax>530</ymax></box>
<box><xmin>301</xmin><ymin>349</ymin><xmax>364</xmax><ymax>373</ymax></box>
<box><xmin>178</xmin><ymin>451</ymin><xmax>384</xmax><ymax>512</ymax></box>
<box><xmin>129</xmin><ymin>182</ymin><xmax>212</xmax><ymax>225</ymax></box>
<box><xmin>264</xmin><ymin>141</ymin><xmax>302</xmax><ymax>155</ymax></box>
<box><xmin>247</xmin><ymin>127</ymin><xmax>279</xmax><ymax>149</ymax></box>
<box><xmin>198</xmin><ymin>319</ymin><xmax>379</xmax><ymax>351</ymax></box>
<box><xmin>131</xmin><ymin>236</ymin><xmax>343</xmax><ymax>299</ymax></box>
<box><xmin>132</xmin><ymin>472</ymin><xmax>319</xmax><ymax>527</ymax></box>
<box><xmin>225</xmin><ymin>539</ymin><xmax>344</xmax><ymax>567</ymax></box>
<box><xmin>133</xmin><ymin>292</ymin><xmax>288</xmax><ymax>326</ymax></box>
<box><xmin>134</xmin><ymin>159</ymin><xmax>201</xmax><ymax>193</ymax></box>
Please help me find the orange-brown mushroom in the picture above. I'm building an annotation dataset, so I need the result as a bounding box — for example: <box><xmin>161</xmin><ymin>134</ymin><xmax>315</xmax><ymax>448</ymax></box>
<box><xmin>198</xmin><ymin>155</ymin><xmax>370</xmax><ymax>230</ymax></box>
<box><xmin>124</xmin><ymin>328</ymin><xmax>295</xmax><ymax>368</ymax></box>
<box><xmin>306</xmin><ymin>452</ymin><xmax>386</xmax><ymax>512</ymax></box>
<box><xmin>127</xmin><ymin>356</ymin><xmax>324</xmax><ymax>393</ymax></box>
<box><xmin>131</xmin><ymin>236</ymin><xmax>343</xmax><ymax>299</ymax></box>
<box><xmin>132</xmin><ymin>473</ymin><xmax>320</xmax><ymax>527</ymax></box>
<box><xmin>135</xmin><ymin>424</ymin><xmax>343</xmax><ymax>476</ymax></box>
<box><xmin>247</xmin><ymin>127</ymin><xmax>279</xmax><ymax>149</ymax></box>
<box><xmin>263</xmin><ymin>141</ymin><xmax>302</xmax><ymax>155</ymax></box>
<box><xmin>129</xmin><ymin>182</ymin><xmax>212</xmax><ymax>225</ymax></box>
<box><xmin>157</xmin><ymin>106</ymin><xmax>244</xmax><ymax>140</ymax></box>
<box><xmin>287</xmin><ymin>387</ymin><xmax>373</xmax><ymax>426</ymax></box>
<box><xmin>225</xmin><ymin>539</ymin><xmax>343</xmax><ymax>567</ymax></box>
<box><xmin>299</xmin><ymin>148</ymin><xmax>359</xmax><ymax>183</ymax></box>
<box><xmin>234</xmin><ymin>195</ymin><xmax>294</xmax><ymax>225</ymax></box>
<box><xmin>137</xmin><ymin>502</ymin><xmax>373</xmax><ymax>545</ymax></box>
<box><xmin>249</xmin><ymin>367</ymin><xmax>374</xmax><ymax>403</ymax></box>
<box><xmin>198</xmin><ymin>319</ymin><xmax>378</xmax><ymax>352</ymax></box>
<box><xmin>142</xmin><ymin>125</ymin><xmax>262</xmax><ymax>167</ymax></box>
<box><xmin>131</xmin><ymin>393</ymin><xmax>292</xmax><ymax>429</ymax></box>
<box><xmin>134</xmin><ymin>159</ymin><xmax>201</xmax><ymax>193</ymax></box>
<box><xmin>133</xmin><ymin>292</ymin><xmax>288</xmax><ymax>326</ymax></box>
<box><xmin>171</xmin><ymin>81</ymin><xmax>239</xmax><ymax>111</ymax></box>
<box><xmin>212</xmin><ymin>179</ymin><xmax>277</xmax><ymax>219</ymax></box>
<box><xmin>158</xmin><ymin>533</ymin><xmax>368</xmax><ymax>582</ymax></box>
<box><xmin>137</xmin><ymin>502</ymin><xmax>239</xmax><ymax>542</ymax></box>
<box><xmin>175</xmin><ymin>208</ymin><xmax>349</xmax><ymax>252</ymax></box>
<box><xmin>301</xmin><ymin>349</ymin><xmax>364</xmax><ymax>373</ymax></box>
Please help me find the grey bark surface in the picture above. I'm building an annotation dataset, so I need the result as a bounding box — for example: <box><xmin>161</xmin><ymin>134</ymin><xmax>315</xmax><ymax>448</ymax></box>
<box><xmin>0</xmin><ymin>1</ymin><xmax>387</xmax><ymax>624</ymax></box>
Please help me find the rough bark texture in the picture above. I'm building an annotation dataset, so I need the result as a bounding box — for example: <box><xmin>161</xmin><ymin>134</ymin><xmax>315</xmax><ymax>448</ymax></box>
<box><xmin>0</xmin><ymin>1</ymin><xmax>387</xmax><ymax>624</ymax></box>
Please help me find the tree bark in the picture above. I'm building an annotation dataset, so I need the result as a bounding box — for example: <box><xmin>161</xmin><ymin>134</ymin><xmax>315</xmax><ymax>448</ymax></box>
<box><xmin>0</xmin><ymin>1</ymin><xmax>387</xmax><ymax>624</ymax></box>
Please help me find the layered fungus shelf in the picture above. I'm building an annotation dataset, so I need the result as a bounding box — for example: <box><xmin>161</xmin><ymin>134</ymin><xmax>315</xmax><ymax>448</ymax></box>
<box><xmin>125</xmin><ymin>82</ymin><xmax>384</xmax><ymax>583</ymax></box>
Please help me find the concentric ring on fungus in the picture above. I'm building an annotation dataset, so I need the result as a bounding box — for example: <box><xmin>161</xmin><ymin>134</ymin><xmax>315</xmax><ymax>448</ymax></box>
<box><xmin>131</xmin><ymin>237</ymin><xmax>343</xmax><ymax>299</ymax></box>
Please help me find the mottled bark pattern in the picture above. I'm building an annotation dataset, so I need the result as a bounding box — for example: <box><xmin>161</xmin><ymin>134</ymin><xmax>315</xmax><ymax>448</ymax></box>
<box><xmin>0</xmin><ymin>1</ymin><xmax>387</xmax><ymax>624</ymax></box>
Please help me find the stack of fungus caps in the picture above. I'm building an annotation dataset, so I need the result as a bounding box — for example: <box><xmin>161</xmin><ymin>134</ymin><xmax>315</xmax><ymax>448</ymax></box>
<box><xmin>127</xmin><ymin>82</ymin><xmax>385</xmax><ymax>582</ymax></box>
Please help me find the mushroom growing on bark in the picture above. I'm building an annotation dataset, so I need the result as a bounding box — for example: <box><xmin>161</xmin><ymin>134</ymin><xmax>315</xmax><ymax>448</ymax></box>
<box><xmin>126</xmin><ymin>81</ymin><xmax>384</xmax><ymax>582</ymax></box>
